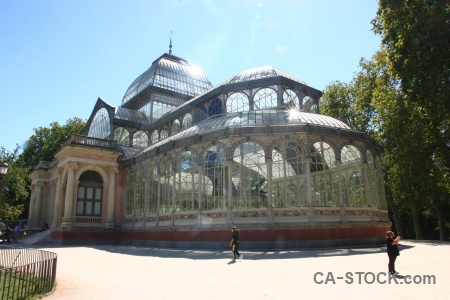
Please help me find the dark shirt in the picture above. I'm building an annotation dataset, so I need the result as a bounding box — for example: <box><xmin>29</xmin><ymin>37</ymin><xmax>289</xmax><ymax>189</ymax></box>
<box><xmin>386</xmin><ymin>238</ymin><xmax>400</xmax><ymax>256</ymax></box>
<box><xmin>232</xmin><ymin>231</ymin><xmax>240</xmax><ymax>244</ymax></box>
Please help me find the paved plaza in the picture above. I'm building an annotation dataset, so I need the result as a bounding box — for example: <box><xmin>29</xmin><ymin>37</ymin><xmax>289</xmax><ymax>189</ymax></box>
<box><xmin>36</xmin><ymin>240</ymin><xmax>449</xmax><ymax>300</ymax></box>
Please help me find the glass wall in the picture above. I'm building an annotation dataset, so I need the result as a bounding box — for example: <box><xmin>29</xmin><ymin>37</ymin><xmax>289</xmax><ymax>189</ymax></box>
<box><xmin>123</xmin><ymin>140</ymin><xmax>383</xmax><ymax>217</ymax></box>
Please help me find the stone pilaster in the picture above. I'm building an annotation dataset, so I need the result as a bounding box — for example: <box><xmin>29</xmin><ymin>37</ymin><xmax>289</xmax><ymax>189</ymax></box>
<box><xmin>61</xmin><ymin>161</ymin><xmax>78</xmax><ymax>228</ymax></box>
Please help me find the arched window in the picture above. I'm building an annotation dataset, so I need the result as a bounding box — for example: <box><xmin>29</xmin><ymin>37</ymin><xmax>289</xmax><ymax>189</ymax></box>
<box><xmin>134</xmin><ymin>170</ymin><xmax>144</xmax><ymax>216</ymax></box>
<box><xmin>341</xmin><ymin>145</ymin><xmax>365</xmax><ymax>207</ymax></box>
<box><xmin>349</xmin><ymin>171</ymin><xmax>364</xmax><ymax>207</ymax></box>
<box><xmin>175</xmin><ymin>151</ymin><xmax>199</xmax><ymax>211</ymax></box>
<box><xmin>172</xmin><ymin>119</ymin><xmax>181</xmax><ymax>136</ymax></box>
<box><xmin>114</xmin><ymin>127</ymin><xmax>130</xmax><ymax>146</ymax></box>
<box><xmin>253</xmin><ymin>88</ymin><xmax>277</xmax><ymax>110</ymax></box>
<box><xmin>203</xmin><ymin>146</ymin><xmax>227</xmax><ymax>210</ymax></box>
<box><xmin>310</xmin><ymin>142</ymin><xmax>335</xmax><ymax>206</ymax></box>
<box><xmin>149</xmin><ymin>167</ymin><xmax>158</xmax><ymax>214</ymax></box>
<box><xmin>302</xmin><ymin>96</ymin><xmax>316</xmax><ymax>113</ymax></box>
<box><xmin>159</xmin><ymin>158</ymin><xmax>172</xmax><ymax>213</ymax></box>
<box><xmin>272</xmin><ymin>140</ymin><xmax>305</xmax><ymax>207</ymax></box>
<box><xmin>133</xmin><ymin>131</ymin><xmax>148</xmax><ymax>148</ymax></box>
<box><xmin>226</xmin><ymin>92</ymin><xmax>249</xmax><ymax>113</ymax></box>
<box><xmin>283</xmin><ymin>89</ymin><xmax>300</xmax><ymax>110</ymax></box>
<box><xmin>151</xmin><ymin>131</ymin><xmax>159</xmax><ymax>144</ymax></box>
<box><xmin>182</xmin><ymin>113</ymin><xmax>193</xmax><ymax>130</ymax></box>
<box><xmin>232</xmin><ymin>142</ymin><xmax>267</xmax><ymax>208</ymax></box>
<box><xmin>77</xmin><ymin>171</ymin><xmax>103</xmax><ymax>216</ymax></box>
<box><xmin>160</xmin><ymin>125</ymin><xmax>169</xmax><ymax>141</ymax></box>
<box><xmin>88</xmin><ymin>108</ymin><xmax>110</xmax><ymax>139</ymax></box>
<box><xmin>209</xmin><ymin>98</ymin><xmax>223</xmax><ymax>117</ymax></box>
<box><xmin>195</xmin><ymin>106</ymin><xmax>208</xmax><ymax>123</ymax></box>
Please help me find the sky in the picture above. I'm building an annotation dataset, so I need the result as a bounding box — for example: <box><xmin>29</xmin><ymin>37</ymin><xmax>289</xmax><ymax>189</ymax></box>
<box><xmin>0</xmin><ymin>0</ymin><xmax>381</xmax><ymax>153</ymax></box>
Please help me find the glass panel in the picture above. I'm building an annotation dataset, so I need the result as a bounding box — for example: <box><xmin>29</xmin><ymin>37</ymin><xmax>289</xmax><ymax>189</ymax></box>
<box><xmin>209</xmin><ymin>98</ymin><xmax>223</xmax><ymax>116</ymax></box>
<box><xmin>95</xmin><ymin>188</ymin><xmax>102</xmax><ymax>200</ymax></box>
<box><xmin>226</xmin><ymin>93</ymin><xmax>249</xmax><ymax>113</ymax></box>
<box><xmin>271</xmin><ymin>140</ymin><xmax>305</xmax><ymax>207</ymax></box>
<box><xmin>94</xmin><ymin>202</ymin><xmax>101</xmax><ymax>215</ymax></box>
<box><xmin>175</xmin><ymin>151</ymin><xmax>200</xmax><ymax>211</ymax></box>
<box><xmin>253</xmin><ymin>88</ymin><xmax>277</xmax><ymax>110</ymax></box>
<box><xmin>122</xmin><ymin>57</ymin><xmax>213</xmax><ymax>105</ymax></box>
<box><xmin>202</xmin><ymin>146</ymin><xmax>227</xmax><ymax>210</ymax></box>
<box><xmin>86</xmin><ymin>187</ymin><xmax>93</xmax><ymax>199</ymax></box>
<box><xmin>182</xmin><ymin>113</ymin><xmax>193</xmax><ymax>130</ymax></box>
<box><xmin>172</xmin><ymin>119</ymin><xmax>181</xmax><ymax>135</ymax></box>
<box><xmin>76</xmin><ymin>201</ymin><xmax>84</xmax><ymax>214</ymax></box>
<box><xmin>283</xmin><ymin>89</ymin><xmax>300</xmax><ymax>110</ymax></box>
<box><xmin>160</xmin><ymin>127</ymin><xmax>169</xmax><ymax>141</ymax></box>
<box><xmin>151</xmin><ymin>131</ymin><xmax>159</xmax><ymax>144</ymax></box>
<box><xmin>115</xmin><ymin>107</ymin><xmax>148</xmax><ymax>124</ymax></box>
<box><xmin>195</xmin><ymin>106</ymin><xmax>208</xmax><ymax>123</ymax></box>
<box><xmin>133</xmin><ymin>131</ymin><xmax>148</xmax><ymax>148</ymax></box>
<box><xmin>159</xmin><ymin>158</ymin><xmax>172</xmax><ymax>213</ymax></box>
<box><xmin>87</xmin><ymin>108</ymin><xmax>110</xmax><ymax>139</ymax></box>
<box><xmin>78</xmin><ymin>186</ymin><xmax>85</xmax><ymax>198</ymax></box>
<box><xmin>341</xmin><ymin>145</ymin><xmax>361</xmax><ymax>163</ymax></box>
<box><xmin>85</xmin><ymin>202</ymin><xmax>92</xmax><ymax>214</ymax></box>
<box><xmin>232</xmin><ymin>142</ymin><xmax>267</xmax><ymax>209</ymax></box>
<box><xmin>114</xmin><ymin>127</ymin><xmax>130</xmax><ymax>146</ymax></box>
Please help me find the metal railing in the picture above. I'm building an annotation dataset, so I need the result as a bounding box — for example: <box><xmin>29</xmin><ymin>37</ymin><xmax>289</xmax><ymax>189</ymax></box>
<box><xmin>64</xmin><ymin>134</ymin><xmax>117</xmax><ymax>149</ymax></box>
<box><xmin>0</xmin><ymin>246</ymin><xmax>57</xmax><ymax>300</ymax></box>
<box><xmin>73</xmin><ymin>216</ymin><xmax>104</xmax><ymax>227</ymax></box>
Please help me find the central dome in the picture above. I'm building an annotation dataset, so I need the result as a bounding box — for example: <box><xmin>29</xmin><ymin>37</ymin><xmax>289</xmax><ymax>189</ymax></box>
<box><xmin>122</xmin><ymin>53</ymin><xmax>213</xmax><ymax>106</ymax></box>
<box><xmin>225</xmin><ymin>66</ymin><xmax>307</xmax><ymax>85</ymax></box>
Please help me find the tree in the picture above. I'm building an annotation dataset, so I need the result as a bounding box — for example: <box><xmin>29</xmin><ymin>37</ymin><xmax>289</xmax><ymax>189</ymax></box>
<box><xmin>0</xmin><ymin>147</ymin><xmax>29</xmax><ymax>220</ymax></box>
<box><xmin>21</xmin><ymin>117</ymin><xmax>86</xmax><ymax>169</ymax></box>
<box><xmin>322</xmin><ymin>49</ymin><xmax>408</xmax><ymax>237</ymax></box>
<box><xmin>0</xmin><ymin>117</ymin><xmax>86</xmax><ymax>221</ymax></box>
<box><xmin>372</xmin><ymin>0</ymin><xmax>450</xmax><ymax>240</ymax></box>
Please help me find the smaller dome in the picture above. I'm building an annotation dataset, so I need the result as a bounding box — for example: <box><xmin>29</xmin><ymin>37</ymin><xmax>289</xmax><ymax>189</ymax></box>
<box><xmin>122</xmin><ymin>53</ymin><xmax>213</xmax><ymax>106</ymax></box>
<box><xmin>225</xmin><ymin>66</ymin><xmax>307</xmax><ymax>85</ymax></box>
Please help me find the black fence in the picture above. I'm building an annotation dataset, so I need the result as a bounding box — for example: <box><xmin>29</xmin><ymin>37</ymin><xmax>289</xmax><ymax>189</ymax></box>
<box><xmin>0</xmin><ymin>246</ymin><xmax>57</xmax><ymax>300</ymax></box>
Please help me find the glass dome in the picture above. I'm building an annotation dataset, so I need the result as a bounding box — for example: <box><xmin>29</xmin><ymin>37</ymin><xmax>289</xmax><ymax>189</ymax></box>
<box><xmin>225</xmin><ymin>66</ymin><xmax>307</xmax><ymax>85</ymax></box>
<box><xmin>122</xmin><ymin>53</ymin><xmax>213</xmax><ymax>106</ymax></box>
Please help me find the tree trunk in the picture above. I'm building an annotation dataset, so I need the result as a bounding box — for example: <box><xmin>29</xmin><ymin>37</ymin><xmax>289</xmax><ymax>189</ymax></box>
<box><xmin>435</xmin><ymin>200</ymin><xmax>449</xmax><ymax>241</ymax></box>
<box><xmin>411</xmin><ymin>202</ymin><xmax>424</xmax><ymax>239</ymax></box>
<box><xmin>390</xmin><ymin>204</ymin><xmax>404</xmax><ymax>237</ymax></box>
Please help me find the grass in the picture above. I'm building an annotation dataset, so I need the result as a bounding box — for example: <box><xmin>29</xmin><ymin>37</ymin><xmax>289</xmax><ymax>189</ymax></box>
<box><xmin>0</xmin><ymin>269</ymin><xmax>54</xmax><ymax>300</ymax></box>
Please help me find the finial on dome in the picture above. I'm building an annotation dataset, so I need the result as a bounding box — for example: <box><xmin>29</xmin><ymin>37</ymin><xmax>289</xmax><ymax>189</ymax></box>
<box><xmin>169</xmin><ymin>31</ymin><xmax>173</xmax><ymax>55</ymax></box>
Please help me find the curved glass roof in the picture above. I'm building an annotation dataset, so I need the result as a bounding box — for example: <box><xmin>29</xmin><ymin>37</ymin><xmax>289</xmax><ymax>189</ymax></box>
<box><xmin>117</xmin><ymin>145</ymin><xmax>144</xmax><ymax>160</ymax></box>
<box><xmin>143</xmin><ymin>110</ymin><xmax>351</xmax><ymax>154</ymax></box>
<box><xmin>225</xmin><ymin>66</ymin><xmax>306</xmax><ymax>85</ymax></box>
<box><xmin>115</xmin><ymin>107</ymin><xmax>149</xmax><ymax>124</ymax></box>
<box><xmin>122</xmin><ymin>54</ymin><xmax>213</xmax><ymax>106</ymax></box>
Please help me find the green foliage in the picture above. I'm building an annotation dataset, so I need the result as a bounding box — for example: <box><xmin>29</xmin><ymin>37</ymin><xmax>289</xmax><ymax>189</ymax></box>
<box><xmin>0</xmin><ymin>147</ymin><xmax>29</xmax><ymax>220</ymax></box>
<box><xmin>372</xmin><ymin>0</ymin><xmax>449</xmax><ymax>240</ymax></box>
<box><xmin>322</xmin><ymin>45</ymin><xmax>449</xmax><ymax>239</ymax></box>
<box><xmin>21</xmin><ymin>117</ymin><xmax>86</xmax><ymax>169</ymax></box>
<box><xmin>0</xmin><ymin>117</ymin><xmax>86</xmax><ymax>220</ymax></box>
<box><xmin>322</xmin><ymin>1</ymin><xmax>449</xmax><ymax>239</ymax></box>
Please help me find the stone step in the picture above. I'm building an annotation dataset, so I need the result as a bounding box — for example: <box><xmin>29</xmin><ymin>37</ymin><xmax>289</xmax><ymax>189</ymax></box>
<box><xmin>19</xmin><ymin>230</ymin><xmax>52</xmax><ymax>245</ymax></box>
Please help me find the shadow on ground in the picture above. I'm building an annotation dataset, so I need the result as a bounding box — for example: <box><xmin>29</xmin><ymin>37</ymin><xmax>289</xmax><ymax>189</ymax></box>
<box><xmin>36</xmin><ymin>243</ymin><xmax>416</xmax><ymax>260</ymax></box>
